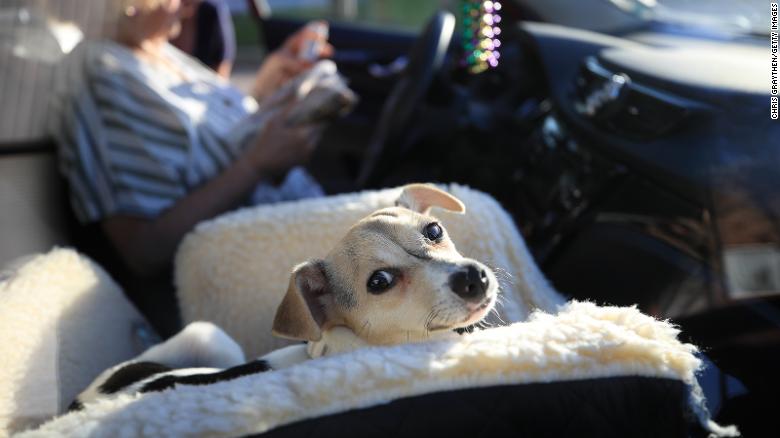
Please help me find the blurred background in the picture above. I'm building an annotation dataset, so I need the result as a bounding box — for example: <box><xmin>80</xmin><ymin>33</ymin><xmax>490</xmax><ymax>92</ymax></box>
<box><xmin>0</xmin><ymin>0</ymin><xmax>767</xmax><ymax>142</ymax></box>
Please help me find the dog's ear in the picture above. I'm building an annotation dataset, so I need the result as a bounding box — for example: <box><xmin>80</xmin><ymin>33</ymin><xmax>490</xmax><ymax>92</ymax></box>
<box><xmin>396</xmin><ymin>184</ymin><xmax>465</xmax><ymax>215</ymax></box>
<box><xmin>272</xmin><ymin>261</ymin><xmax>331</xmax><ymax>342</ymax></box>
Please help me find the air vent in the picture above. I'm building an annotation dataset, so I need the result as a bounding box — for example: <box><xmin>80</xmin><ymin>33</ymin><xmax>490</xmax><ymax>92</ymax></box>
<box><xmin>574</xmin><ymin>57</ymin><xmax>691</xmax><ymax>140</ymax></box>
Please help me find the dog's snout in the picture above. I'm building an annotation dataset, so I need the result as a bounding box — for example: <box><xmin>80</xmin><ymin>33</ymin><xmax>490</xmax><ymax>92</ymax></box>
<box><xmin>449</xmin><ymin>265</ymin><xmax>489</xmax><ymax>301</ymax></box>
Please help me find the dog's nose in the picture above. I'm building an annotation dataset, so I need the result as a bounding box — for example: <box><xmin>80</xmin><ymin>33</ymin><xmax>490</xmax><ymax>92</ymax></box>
<box><xmin>449</xmin><ymin>265</ymin><xmax>489</xmax><ymax>301</ymax></box>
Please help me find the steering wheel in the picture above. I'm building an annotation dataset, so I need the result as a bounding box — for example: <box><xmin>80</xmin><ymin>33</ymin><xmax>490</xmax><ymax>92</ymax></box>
<box><xmin>356</xmin><ymin>11</ymin><xmax>456</xmax><ymax>188</ymax></box>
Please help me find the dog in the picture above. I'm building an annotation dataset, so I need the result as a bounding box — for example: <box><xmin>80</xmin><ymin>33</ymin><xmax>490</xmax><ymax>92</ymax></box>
<box><xmin>69</xmin><ymin>184</ymin><xmax>499</xmax><ymax>411</ymax></box>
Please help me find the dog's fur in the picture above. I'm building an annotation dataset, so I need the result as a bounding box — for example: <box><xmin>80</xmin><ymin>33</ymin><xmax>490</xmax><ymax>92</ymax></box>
<box><xmin>70</xmin><ymin>184</ymin><xmax>499</xmax><ymax>410</ymax></box>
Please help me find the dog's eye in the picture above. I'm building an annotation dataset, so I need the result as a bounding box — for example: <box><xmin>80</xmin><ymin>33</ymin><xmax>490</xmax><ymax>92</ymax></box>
<box><xmin>423</xmin><ymin>222</ymin><xmax>443</xmax><ymax>241</ymax></box>
<box><xmin>367</xmin><ymin>270</ymin><xmax>396</xmax><ymax>294</ymax></box>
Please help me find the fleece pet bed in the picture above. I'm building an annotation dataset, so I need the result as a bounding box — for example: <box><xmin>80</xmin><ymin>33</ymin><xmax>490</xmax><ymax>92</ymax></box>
<box><xmin>0</xmin><ymin>248</ymin><xmax>155</xmax><ymax>436</ymax></box>
<box><xmin>176</xmin><ymin>184</ymin><xmax>566</xmax><ymax>358</ymax></box>
<box><xmin>19</xmin><ymin>302</ymin><xmax>737</xmax><ymax>437</ymax></box>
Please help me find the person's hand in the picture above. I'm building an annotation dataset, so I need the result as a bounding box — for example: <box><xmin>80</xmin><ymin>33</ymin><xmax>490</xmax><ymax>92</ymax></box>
<box><xmin>251</xmin><ymin>21</ymin><xmax>334</xmax><ymax>101</ymax></box>
<box><xmin>281</xmin><ymin>20</ymin><xmax>334</xmax><ymax>60</ymax></box>
<box><xmin>251</xmin><ymin>51</ymin><xmax>307</xmax><ymax>102</ymax></box>
<box><xmin>242</xmin><ymin>107</ymin><xmax>325</xmax><ymax>179</ymax></box>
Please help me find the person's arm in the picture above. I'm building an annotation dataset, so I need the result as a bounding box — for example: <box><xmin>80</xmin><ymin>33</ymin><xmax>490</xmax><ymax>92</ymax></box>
<box><xmin>215</xmin><ymin>59</ymin><xmax>232</xmax><ymax>79</ymax></box>
<box><xmin>213</xmin><ymin>0</ymin><xmax>235</xmax><ymax>79</ymax></box>
<box><xmin>101</xmin><ymin>156</ymin><xmax>259</xmax><ymax>277</ymax></box>
<box><xmin>102</xmin><ymin>112</ymin><xmax>321</xmax><ymax>278</ymax></box>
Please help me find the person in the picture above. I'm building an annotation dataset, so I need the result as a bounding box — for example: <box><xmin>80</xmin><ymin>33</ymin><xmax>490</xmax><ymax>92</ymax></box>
<box><xmin>50</xmin><ymin>0</ymin><xmax>333</xmax><ymax>277</ymax></box>
<box><xmin>170</xmin><ymin>0</ymin><xmax>235</xmax><ymax>78</ymax></box>
<box><xmin>48</xmin><ymin>0</ymin><xmax>334</xmax><ymax>334</ymax></box>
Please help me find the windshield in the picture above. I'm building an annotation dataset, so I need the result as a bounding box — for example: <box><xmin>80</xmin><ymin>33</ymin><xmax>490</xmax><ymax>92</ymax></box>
<box><xmin>609</xmin><ymin>0</ymin><xmax>767</xmax><ymax>35</ymax></box>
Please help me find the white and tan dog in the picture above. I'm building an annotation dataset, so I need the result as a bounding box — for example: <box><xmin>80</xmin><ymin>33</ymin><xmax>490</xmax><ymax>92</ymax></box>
<box><xmin>70</xmin><ymin>184</ymin><xmax>499</xmax><ymax>410</ymax></box>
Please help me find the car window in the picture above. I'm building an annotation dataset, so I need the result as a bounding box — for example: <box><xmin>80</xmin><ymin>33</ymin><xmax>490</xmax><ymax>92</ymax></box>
<box><xmin>264</xmin><ymin>0</ymin><xmax>453</xmax><ymax>32</ymax></box>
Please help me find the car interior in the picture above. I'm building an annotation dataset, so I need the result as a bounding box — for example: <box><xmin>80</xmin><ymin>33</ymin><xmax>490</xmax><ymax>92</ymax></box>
<box><xmin>0</xmin><ymin>0</ymin><xmax>776</xmax><ymax>435</ymax></box>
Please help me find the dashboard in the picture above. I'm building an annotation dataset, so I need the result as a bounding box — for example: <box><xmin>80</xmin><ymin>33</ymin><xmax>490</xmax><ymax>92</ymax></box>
<box><xmin>500</xmin><ymin>22</ymin><xmax>778</xmax><ymax>312</ymax></box>
<box><xmin>477</xmin><ymin>22</ymin><xmax>779</xmax><ymax>434</ymax></box>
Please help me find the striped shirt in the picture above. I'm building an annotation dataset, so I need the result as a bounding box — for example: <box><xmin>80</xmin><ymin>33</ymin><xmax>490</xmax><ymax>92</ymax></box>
<box><xmin>49</xmin><ymin>40</ymin><xmax>321</xmax><ymax>224</ymax></box>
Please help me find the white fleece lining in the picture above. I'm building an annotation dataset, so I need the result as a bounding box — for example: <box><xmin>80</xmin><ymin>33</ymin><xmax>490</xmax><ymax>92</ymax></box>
<box><xmin>1</xmin><ymin>248</ymin><xmax>150</xmax><ymax>436</ymax></box>
<box><xmin>18</xmin><ymin>301</ymin><xmax>738</xmax><ymax>437</ymax></box>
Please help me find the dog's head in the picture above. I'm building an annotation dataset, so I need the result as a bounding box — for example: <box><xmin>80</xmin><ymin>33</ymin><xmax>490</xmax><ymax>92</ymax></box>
<box><xmin>272</xmin><ymin>184</ymin><xmax>498</xmax><ymax>346</ymax></box>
